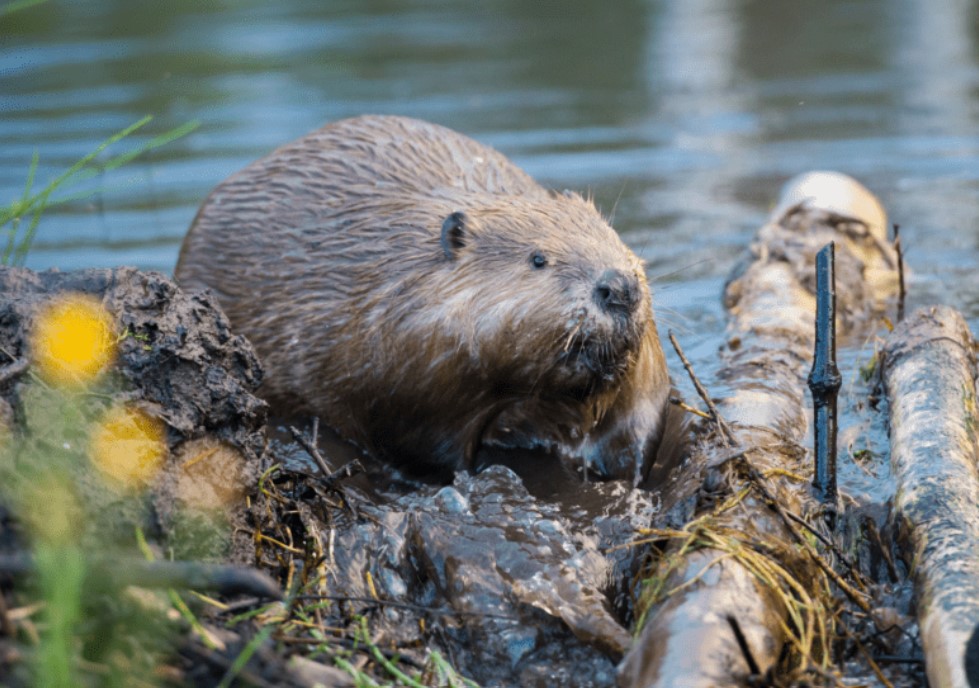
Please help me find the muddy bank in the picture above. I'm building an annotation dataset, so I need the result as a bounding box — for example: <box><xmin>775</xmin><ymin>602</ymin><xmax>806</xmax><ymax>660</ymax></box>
<box><xmin>0</xmin><ymin>267</ymin><xmax>266</xmax><ymax>451</ymax></box>
<box><xmin>0</xmin><ymin>267</ymin><xmax>267</xmax><ymax>562</ymax></box>
<box><xmin>0</xmin><ymin>265</ymin><xmax>678</xmax><ymax>687</ymax></box>
<box><xmin>0</xmin><ymin>267</ymin><xmax>286</xmax><ymax>685</ymax></box>
<box><xmin>251</xmin><ymin>459</ymin><xmax>658</xmax><ymax>686</ymax></box>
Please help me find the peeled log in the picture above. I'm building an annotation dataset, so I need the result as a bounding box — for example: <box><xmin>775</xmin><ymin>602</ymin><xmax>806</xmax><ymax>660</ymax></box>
<box><xmin>882</xmin><ymin>306</ymin><xmax>979</xmax><ymax>688</ymax></box>
<box><xmin>619</xmin><ymin>172</ymin><xmax>898</xmax><ymax>687</ymax></box>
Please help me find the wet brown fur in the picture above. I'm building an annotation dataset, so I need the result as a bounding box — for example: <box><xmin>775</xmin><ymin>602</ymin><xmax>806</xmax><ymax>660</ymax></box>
<box><xmin>176</xmin><ymin>115</ymin><xmax>670</xmax><ymax>479</ymax></box>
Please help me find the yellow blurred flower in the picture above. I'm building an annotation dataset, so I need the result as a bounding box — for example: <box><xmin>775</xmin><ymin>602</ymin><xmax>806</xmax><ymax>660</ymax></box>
<box><xmin>90</xmin><ymin>405</ymin><xmax>167</xmax><ymax>489</ymax></box>
<box><xmin>32</xmin><ymin>294</ymin><xmax>116</xmax><ymax>388</ymax></box>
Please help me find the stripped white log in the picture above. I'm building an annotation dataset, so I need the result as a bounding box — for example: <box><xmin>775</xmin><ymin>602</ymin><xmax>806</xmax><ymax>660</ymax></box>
<box><xmin>882</xmin><ymin>306</ymin><xmax>979</xmax><ymax>688</ymax></box>
<box><xmin>619</xmin><ymin>172</ymin><xmax>897</xmax><ymax>687</ymax></box>
<box><xmin>619</xmin><ymin>551</ymin><xmax>782</xmax><ymax>687</ymax></box>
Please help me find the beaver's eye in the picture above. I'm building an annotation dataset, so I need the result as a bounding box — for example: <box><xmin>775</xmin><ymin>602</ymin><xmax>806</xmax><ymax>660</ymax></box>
<box><xmin>531</xmin><ymin>251</ymin><xmax>548</xmax><ymax>269</ymax></box>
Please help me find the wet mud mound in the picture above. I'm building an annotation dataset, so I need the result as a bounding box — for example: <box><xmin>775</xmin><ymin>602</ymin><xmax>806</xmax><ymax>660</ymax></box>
<box><xmin>0</xmin><ymin>266</ymin><xmax>267</xmax><ymax>455</ymax></box>
<box><xmin>251</xmin><ymin>448</ymin><xmax>664</xmax><ymax>687</ymax></box>
<box><xmin>0</xmin><ymin>267</ymin><xmax>269</xmax><ymax>561</ymax></box>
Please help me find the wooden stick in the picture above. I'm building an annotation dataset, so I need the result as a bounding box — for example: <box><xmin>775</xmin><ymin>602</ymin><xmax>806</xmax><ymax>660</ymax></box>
<box><xmin>0</xmin><ymin>554</ymin><xmax>282</xmax><ymax>599</ymax></box>
<box><xmin>669</xmin><ymin>396</ymin><xmax>711</xmax><ymax>420</ymax></box>
<box><xmin>808</xmin><ymin>242</ymin><xmax>841</xmax><ymax>509</ymax></box>
<box><xmin>668</xmin><ymin>331</ymin><xmax>734</xmax><ymax>446</ymax></box>
<box><xmin>893</xmin><ymin>223</ymin><xmax>906</xmax><ymax>322</ymax></box>
<box><xmin>288</xmin><ymin>423</ymin><xmax>333</xmax><ymax>478</ymax></box>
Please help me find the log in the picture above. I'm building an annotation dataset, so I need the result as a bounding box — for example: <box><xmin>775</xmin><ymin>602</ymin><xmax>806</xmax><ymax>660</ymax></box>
<box><xmin>882</xmin><ymin>306</ymin><xmax>979</xmax><ymax>688</ymax></box>
<box><xmin>619</xmin><ymin>172</ymin><xmax>898</xmax><ymax>686</ymax></box>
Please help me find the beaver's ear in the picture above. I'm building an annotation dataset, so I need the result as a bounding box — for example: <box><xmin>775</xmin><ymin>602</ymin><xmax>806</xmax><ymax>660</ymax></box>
<box><xmin>440</xmin><ymin>211</ymin><xmax>467</xmax><ymax>260</ymax></box>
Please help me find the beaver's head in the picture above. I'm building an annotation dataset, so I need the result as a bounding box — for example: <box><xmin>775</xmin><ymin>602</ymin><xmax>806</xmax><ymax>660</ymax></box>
<box><xmin>432</xmin><ymin>190</ymin><xmax>651</xmax><ymax>398</ymax></box>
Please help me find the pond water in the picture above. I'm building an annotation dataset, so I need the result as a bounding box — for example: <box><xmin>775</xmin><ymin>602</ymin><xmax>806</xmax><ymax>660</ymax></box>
<box><xmin>3</xmin><ymin>3</ymin><xmax>978</xmax><ymax>684</ymax></box>
<box><xmin>3</xmin><ymin>1</ymin><xmax>978</xmax><ymax>437</ymax></box>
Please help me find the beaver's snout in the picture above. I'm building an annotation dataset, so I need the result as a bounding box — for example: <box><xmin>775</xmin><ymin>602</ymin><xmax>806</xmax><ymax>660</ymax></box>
<box><xmin>593</xmin><ymin>269</ymin><xmax>640</xmax><ymax>317</ymax></box>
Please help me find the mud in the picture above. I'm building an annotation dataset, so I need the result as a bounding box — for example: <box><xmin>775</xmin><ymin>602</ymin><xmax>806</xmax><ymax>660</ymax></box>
<box><xmin>0</xmin><ymin>265</ymin><xmax>684</xmax><ymax>687</ymax></box>
<box><xmin>0</xmin><ymin>266</ymin><xmax>268</xmax><ymax>563</ymax></box>
<box><xmin>251</xmin><ymin>438</ymin><xmax>667</xmax><ymax>687</ymax></box>
<box><xmin>0</xmin><ymin>267</ymin><xmax>267</xmax><ymax>452</ymax></box>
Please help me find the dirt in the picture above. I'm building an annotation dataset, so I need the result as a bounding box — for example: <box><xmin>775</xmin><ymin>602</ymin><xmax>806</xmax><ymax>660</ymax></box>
<box><xmin>0</xmin><ymin>266</ymin><xmax>267</xmax><ymax>452</ymax></box>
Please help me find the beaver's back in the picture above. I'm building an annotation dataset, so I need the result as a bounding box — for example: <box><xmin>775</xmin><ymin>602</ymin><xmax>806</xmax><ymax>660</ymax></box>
<box><xmin>176</xmin><ymin>115</ymin><xmax>544</xmax><ymax>323</ymax></box>
<box><xmin>178</xmin><ymin>115</ymin><xmax>543</xmax><ymax>286</ymax></box>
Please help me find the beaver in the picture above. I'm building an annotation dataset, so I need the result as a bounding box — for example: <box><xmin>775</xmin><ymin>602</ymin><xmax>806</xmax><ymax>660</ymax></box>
<box><xmin>175</xmin><ymin>115</ymin><xmax>671</xmax><ymax>481</ymax></box>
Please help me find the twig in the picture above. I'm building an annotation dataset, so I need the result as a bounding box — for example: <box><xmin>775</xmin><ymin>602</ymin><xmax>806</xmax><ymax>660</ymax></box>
<box><xmin>725</xmin><ymin>614</ymin><xmax>762</xmax><ymax>678</ymax></box>
<box><xmin>0</xmin><ymin>554</ymin><xmax>282</xmax><ymax>599</ymax></box>
<box><xmin>783</xmin><ymin>510</ymin><xmax>862</xmax><ymax>583</ymax></box>
<box><xmin>287</xmin><ymin>423</ymin><xmax>363</xmax><ymax>492</ymax></box>
<box><xmin>841</xmin><ymin>622</ymin><xmax>896</xmax><ymax>688</ymax></box>
<box><xmin>893</xmin><ymin>223</ymin><xmax>906</xmax><ymax>322</ymax></box>
<box><xmin>668</xmin><ymin>330</ymin><xmax>734</xmax><ymax>445</ymax></box>
<box><xmin>318</xmin><ymin>459</ymin><xmax>364</xmax><ymax>489</ymax></box>
<box><xmin>218</xmin><ymin>597</ymin><xmax>265</xmax><ymax>614</ymax></box>
<box><xmin>863</xmin><ymin>517</ymin><xmax>899</xmax><ymax>584</ymax></box>
<box><xmin>669</xmin><ymin>396</ymin><xmax>711</xmax><ymax>419</ymax></box>
<box><xmin>288</xmin><ymin>423</ymin><xmax>333</xmax><ymax>478</ymax></box>
<box><xmin>121</xmin><ymin>561</ymin><xmax>283</xmax><ymax>600</ymax></box>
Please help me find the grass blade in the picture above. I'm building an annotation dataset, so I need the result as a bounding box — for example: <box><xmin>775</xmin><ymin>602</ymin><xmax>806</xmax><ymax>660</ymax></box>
<box><xmin>100</xmin><ymin>119</ymin><xmax>200</xmax><ymax>173</ymax></box>
<box><xmin>0</xmin><ymin>0</ymin><xmax>49</xmax><ymax>17</ymax></box>
<box><xmin>1</xmin><ymin>115</ymin><xmax>197</xmax><ymax>265</ymax></box>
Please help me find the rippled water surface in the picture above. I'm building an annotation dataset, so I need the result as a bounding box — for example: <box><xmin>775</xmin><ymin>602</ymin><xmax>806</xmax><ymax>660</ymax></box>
<box><xmin>3</xmin><ymin>0</ymin><xmax>979</xmax><ymax>391</ymax></box>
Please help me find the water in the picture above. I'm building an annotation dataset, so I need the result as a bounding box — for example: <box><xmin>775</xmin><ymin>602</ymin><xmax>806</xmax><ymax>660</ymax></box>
<box><xmin>2</xmin><ymin>1</ymin><xmax>978</xmax><ymax>389</ymax></box>
<box><xmin>2</xmin><ymin>4</ymin><xmax>975</xmax><ymax>682</ymax></box>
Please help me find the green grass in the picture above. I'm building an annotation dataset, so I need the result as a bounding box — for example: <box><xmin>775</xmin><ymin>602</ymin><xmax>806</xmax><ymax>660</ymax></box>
<box><xmin>33</xmin><ymin>542</ymin><xmax>86</xmax><ymax>688</ymax></box>
<box><xmin>1</xmin><ymin>116</ymin><xmax>200</xmax><ymax>267</ymax></box>
<box><xmin>0</xmin><ymin>111</ymin><xmax>199</xmax><ymax>685</ymax></box>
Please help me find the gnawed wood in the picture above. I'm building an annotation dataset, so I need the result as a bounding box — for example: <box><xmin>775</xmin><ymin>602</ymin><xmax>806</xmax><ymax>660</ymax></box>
<box><xmin>619</xmin><ymin>172</ymin><xmax>898</xmax><ymax>687</ymax></box>
<box><xmin>882</xmin><ymin>306</ymin><xmax>979</xmax><ymax>688</ymax></box>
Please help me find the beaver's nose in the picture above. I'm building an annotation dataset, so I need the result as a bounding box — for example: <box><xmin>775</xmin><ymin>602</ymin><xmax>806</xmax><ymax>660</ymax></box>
<box><xmin>594</xmin><ymin>269</ymin><xmax>640</xmax><ymax>315</ymax></box>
